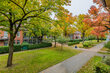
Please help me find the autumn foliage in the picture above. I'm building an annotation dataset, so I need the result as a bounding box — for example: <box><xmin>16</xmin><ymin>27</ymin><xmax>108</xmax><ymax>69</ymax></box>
<box><xmin>91</xmin><ymin>26</ymin><xmax>107</xmax><ymax>42</ymax></box>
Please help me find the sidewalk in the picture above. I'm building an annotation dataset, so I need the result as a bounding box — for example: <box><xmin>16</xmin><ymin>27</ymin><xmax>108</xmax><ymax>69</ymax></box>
<box><xmin>40</xmin><ymin>43</ymin><xmax>104</xmax><ymax>73</ymax></box>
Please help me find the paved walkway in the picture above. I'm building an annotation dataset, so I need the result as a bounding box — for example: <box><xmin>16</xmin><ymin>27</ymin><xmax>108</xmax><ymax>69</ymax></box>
<box><xmin>40</xmin><ymin>43</ymin><xmax>104</xmax><ymax>73</ymax></box>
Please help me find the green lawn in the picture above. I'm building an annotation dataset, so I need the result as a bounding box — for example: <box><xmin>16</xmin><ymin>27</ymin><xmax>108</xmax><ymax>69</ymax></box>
<box><xmin>78</xmin><ymin>56</ymin><xmax>110</xmax><ymax>73</ymax></box>
<box><xmin>98</xmin><ymin>47</ymin><xmax>110</xmax><ymax>55</ymax></box>
<box><xmin>0</xmin><ymin>47</ymin><xmax>81</xmax><ymax>73</ymax></box>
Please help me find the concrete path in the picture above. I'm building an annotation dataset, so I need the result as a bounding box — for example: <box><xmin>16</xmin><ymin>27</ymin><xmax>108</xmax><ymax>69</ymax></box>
<box><xmin>40</xmin><ymin>43</ymin><xmax>104</xmax><ymax>73</ymax></box>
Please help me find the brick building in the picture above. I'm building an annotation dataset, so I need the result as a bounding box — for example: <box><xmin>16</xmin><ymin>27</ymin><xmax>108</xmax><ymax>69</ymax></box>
<box><xmin>0</xmin><ymin>30</ymin><xmax>23</xmax><ymax>46</ymax></box>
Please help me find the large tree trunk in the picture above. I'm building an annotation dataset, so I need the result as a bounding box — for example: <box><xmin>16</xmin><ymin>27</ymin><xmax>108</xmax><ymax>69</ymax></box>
<box><xmin>97</xmin><ymin>36</ymin><xmax>99</xmax><ymax>42</ymax></box>
<box><xmin>7</xmin><ymin>34</ymin><xmax>14</xmax><ymax>67</ymax></box>
<box><xmin>54</xmin><ymin>36</ymin><xmax>56</xmax><ymax>47</ymax></box>
<box><xmin>82</xmin><ymin>33</ymin><xmax>85</xmax><ymax>44</ymax></box>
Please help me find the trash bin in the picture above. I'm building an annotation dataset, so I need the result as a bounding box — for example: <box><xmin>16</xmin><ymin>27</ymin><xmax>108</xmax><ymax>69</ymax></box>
<box><xmin>75</xmin><ymin>45</ymin><xmax>77</xmax><ymax>49</ymax></box>
<box><xmin>22</xmin><ymin>45</ymin><xmax>28</xmax><ymax>50</ymax></box>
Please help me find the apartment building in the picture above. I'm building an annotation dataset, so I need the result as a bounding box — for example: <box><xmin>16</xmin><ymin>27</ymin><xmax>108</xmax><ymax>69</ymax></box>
<box><xmin>0</xmin><ymin>30</ymin><xmax>23</xmax><ymax>46</ymax></box>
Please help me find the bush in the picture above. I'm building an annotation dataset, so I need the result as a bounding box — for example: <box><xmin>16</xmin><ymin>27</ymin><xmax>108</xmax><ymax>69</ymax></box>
<box><xmin>68</xmin><ymin>41</ymin><xmax>80</xmax><ymax>46</ymax></box>
<box><xmin>21</xmin><ymin>42</ymin><xmax>29</xmax><ymax>50</ymax></box>
<box><xmin>0</xmin><ymin>45</ymin><xmax>22</xmax><ymax>54</ymax></box>
<box><xmin>83</xmin><ymin>41</ymin><xmax>93</xmax><ymax>48</ymax></box>
<box><xmin>28</xmin><ymin>42</ymin><xmax>52</xmax><ymax>50</ymax></box>
<box><xmin>104</xmin><ymin>41</ymin><xmax>110</xmax><ymax>49</ymax></box>
<box><xmin>94</xmin><ymin>62</ymin><xmax>110</xmax><ymax>73</ymax></box>
<box><xmin>69</xmin><ymin>39</ymin><xmax>82</xmax><ymax>42</ymax></box>
<box><xmin>0</xmin><ymin>46</ymin><xmax>9</xmax><ymax>54</ymax></box>
<box><xmin>0</xmin><ymin>42</ymin><xmax>52</xmax><ymax>54</ymax></box>
<box><xmin>14</xmin><ymin>45</ymin><xmax>22</xmax><ymax>51</ymax></box>
<box><xmin>103</xmin><ymin>57</ymin><xmax>110</xmax><ymax>66</ymax></box>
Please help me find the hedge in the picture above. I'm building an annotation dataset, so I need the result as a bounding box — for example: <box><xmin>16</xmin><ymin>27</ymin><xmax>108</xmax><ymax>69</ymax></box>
<box><xmin>0</xmin><ymin>42</ymin><xmax>52</xmax><ymax>54</ymax></box>
<box><xmin>69</xmin><ymin>39</ymin><xmax>82</xmax><ymax>42</ymax></box>
<box><xmin>68</xmin><ymin>41</ymin><xmax>80</xmax><ymax>46</ymax></box>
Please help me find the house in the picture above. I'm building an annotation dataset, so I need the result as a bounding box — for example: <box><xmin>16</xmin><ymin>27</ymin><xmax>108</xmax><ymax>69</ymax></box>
<box><xmin>0</xmin><ymin>30</ymin><xmax>23</xmax><ymax>46</ymax></box>
<box><xmin>70</xmin><ymin>31</ymin><xmax>81</xmax><ymax>40</ymax></box>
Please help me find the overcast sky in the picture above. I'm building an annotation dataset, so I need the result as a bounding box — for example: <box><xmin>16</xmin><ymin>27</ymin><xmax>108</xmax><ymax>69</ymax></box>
<box><xmin>64</xmin><ymin>0</ymin><xmax>96</xmax><ymax>16</ymax></box>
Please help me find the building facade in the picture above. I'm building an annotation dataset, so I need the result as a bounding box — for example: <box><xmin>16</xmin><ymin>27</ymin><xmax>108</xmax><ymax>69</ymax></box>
<box><xmin>70</xmin><ymin>31</ymin><xmax>81</xmax><ymax>40</ymax></box>
<box><xmin>0</xmin><ymin>30</ymin><xmax>23</xmax><ymax>46</ymax></box>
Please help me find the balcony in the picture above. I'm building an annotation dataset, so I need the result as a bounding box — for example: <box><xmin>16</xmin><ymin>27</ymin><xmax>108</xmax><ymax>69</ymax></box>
<box><xmin>0</xmin><ymin>36</ymin><xmax>8</xmax><ymax>41</ymax></box>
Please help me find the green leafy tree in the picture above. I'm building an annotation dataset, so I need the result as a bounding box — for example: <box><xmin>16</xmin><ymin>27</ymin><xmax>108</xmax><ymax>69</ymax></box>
<box><xmin>50</xmin><ymin>23</ymin><xmax>63</xmax><ymax>47</ymax></box>
<box><xmin>57</xmin><ymin>36</ymin><xmax>69</xmax><ymax>50</ymax></box>
<box><xmin>55</xmin><ymin>10</ymin><xmax>76</xmax><ymax>37</ymax></box>
<box><xmin>25</xmin><ymin>17</ymin><xmax>51</xmax><ymax>44</ymax></box>
<box><xmin>0</xmin><ymin>0</ymin><xmax>71</xmax><ymax>67</ymax></box>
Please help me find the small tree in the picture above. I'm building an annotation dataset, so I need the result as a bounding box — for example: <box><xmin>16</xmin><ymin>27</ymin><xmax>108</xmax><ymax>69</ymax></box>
<box><xmin>57</xmin><ymin>36</ymin><xmax>69</xmax><ymax>50</ymax></box>
<box><xmin>50</xmin><ymin>23</ymin><xmax>63</xmax><ymax>47</ymax></box>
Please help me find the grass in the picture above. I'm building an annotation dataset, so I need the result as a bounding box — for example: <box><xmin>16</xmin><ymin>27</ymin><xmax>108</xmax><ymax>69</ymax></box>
<box><xmin>100</xmin><ymin>47</ymin><xmax>110</xmax><ymax>51</ymax></box>
<box><xmin>98</xmin><ymin>47</ymin><xmax>110</xmax><ymax>55</ymax></box>
<box><xmin>0</xmin><ymin>46</ymin><xmax>81</xmax><ymax>73</ymax></box>
<box><xmin>78</xmin><ymin>56</ymin><xmax>110</xmax><ymax>73</ymax></box>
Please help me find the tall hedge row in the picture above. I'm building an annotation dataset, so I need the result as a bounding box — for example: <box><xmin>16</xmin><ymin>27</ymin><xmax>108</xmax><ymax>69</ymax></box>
<box><xmin>0</xmin><ymin>42</ymin><xmax>52</xmax><ymax>54</ymax></box>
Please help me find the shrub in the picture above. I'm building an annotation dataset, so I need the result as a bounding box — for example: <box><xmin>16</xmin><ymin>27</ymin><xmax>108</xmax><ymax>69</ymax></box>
<box><xmin>94</xmin><ymin>62</ymin><xmax>110</xmax><ymax>73</ymax></box>
<box><xmin>0</xmin><ymin>45</ymin><xmax>22</xmax><ymax>54</ymax></box>
<box><xmin>0</xmin><ymin>46</ymin><xmax>9</xmax><ymax>54</ymax></box>
<box><xmin>104</xmin><ymin>41</ymin><xmax>110</xmax><ymax>49</ymax></box>
<box><xmin>21</xmin><ymin>42</ymin><xmax>29</xmax><ymax>50</ymax></box>
<box><xmin>14</xmin><ymin>45</ymin><xmax>22</xmax><ymax>51</ymax></box>
<box><xmin>28</xmin><ymin>42</ymin><xmax>52</xmax><ymax>50</ymax></box>
<box><xmin>69</xmin><ymin>39</ymin><xmax>82</xmax><ymax>42</ymax></box>
<box><xmin>0</xmin><ymin>43</ymin><xmax>52</xmax><ymax>54</ymax></box>
<box><xmin>103</xmin><ymin>57</ymin><xmax>110</xmax><ymax>66</ymax></box>
<box><xmin>68</xmin><ymin>42</ymin><xmax>80</xmax><ymax>46</ymax></box>
<box><xmin>83</xmin><ymin>41</ymin><xmax>93</xmax><ymax>48</ymax></box>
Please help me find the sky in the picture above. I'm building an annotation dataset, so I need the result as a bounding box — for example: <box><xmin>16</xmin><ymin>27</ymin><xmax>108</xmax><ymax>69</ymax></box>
<box><xmin>64</xmin><ymin>0</ymin><xmax>96</xmax><ymax>16</ymax></box>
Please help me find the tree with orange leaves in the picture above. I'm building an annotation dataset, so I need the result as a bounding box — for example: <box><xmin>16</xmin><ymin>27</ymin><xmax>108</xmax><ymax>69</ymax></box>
<box><xmin>56</xmin><ymin>12</ymin><xmax>76</xmax><ymax>37</ymax></box>
<box><xmin>84</xmin><ymin>5</ymin><xmax>110</xmax><ymax>32</ymax></box>
<box><xmin>91</xmin><ymin>26</ymin><xmax>107</xmax><ymax>42</ymax></box>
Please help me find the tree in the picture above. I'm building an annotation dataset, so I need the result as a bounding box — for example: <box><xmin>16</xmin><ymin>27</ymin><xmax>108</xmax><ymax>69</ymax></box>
<box><xmin>91</xmin><ymin>26</ymin><xmax>106</xmax><ymax>42</ymax></box>
<box><xmin>85</xmin><ymin>2</ymin><xmax>110</xmax><ymax>31</ymax></box>
<box><xmin>55</xmin><ymin>11</ymin><xmax>76</xmax><ymax>37</ymax></box>
<box><xmin>50</xmin><ymin>23</ymin><xmax>63</xmax><ymax>47</ymax></box>
<box><xmin>0</xmin><ymin>0</ymin><xmax>71</xmax><ymax>67</ymax></box>
<box><xmin>25</xmin><ymin>16</ymin><xmax>51</xmax><ymax>44</ymax></box>
<box><xmin>57</xmin><ymin>36</ymin><xmax>69</xmax><ymax>50</ymax></box>
<box><xmin>75</xmin><ymin>14</ymin><xmax>91</xmax><ymax>43</ymax></box>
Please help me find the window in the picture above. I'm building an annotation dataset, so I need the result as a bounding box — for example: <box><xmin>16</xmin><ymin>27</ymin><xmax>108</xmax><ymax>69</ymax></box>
<box><xmin>4</xmin><ymin>41</ymin><xmax>8</xmax><ymax>46</ymax></box>
<box><xmin>17</xmin><ymin>40</ymin><xmax>20</xmax><ymax>44</ymax></box>
<box><xmin>4</xmin><ymin>31</ymin><xmax>8</xmax><ymax>38</ymax></box>
<box><xmin>17</xmin><ymin>32</ymin><xmax>20</xmax><ymax>37</ymax></box>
